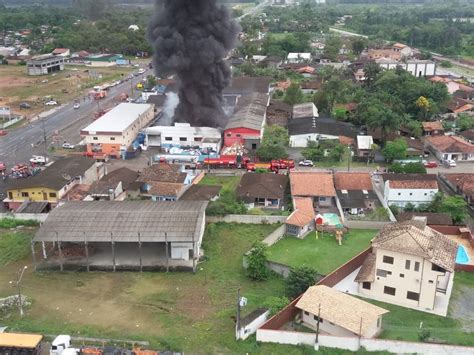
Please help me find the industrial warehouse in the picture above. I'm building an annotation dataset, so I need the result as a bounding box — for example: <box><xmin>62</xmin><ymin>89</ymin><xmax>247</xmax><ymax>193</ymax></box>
<box><xmin>32</xmin><ymin>200</ymin><xmax>208</xmax><ymax>272</ymax></box>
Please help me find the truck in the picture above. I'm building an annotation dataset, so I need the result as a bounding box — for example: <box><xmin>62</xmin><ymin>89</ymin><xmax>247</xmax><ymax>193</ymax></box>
<box><xmin>246</xmin><ymin>159</ymin><xmax>295</xmax><ymax>172</ymax></box>
<box><xmin>50</xmin><ymin>335</ymin><xmax>74</xmax><ymax>355</ymax></box>
<box><xmin>93</xmin><ymin>90</ymin><xmax>107</xmax><ymax>100</ymax></box>
<box><xmin>0</xmin><ymin>332</ymin><xmax>43</xmax><ymax>355</ymax></box>
<box><xmin>202</xmin><ymin>155</ymin><xmax>250</xmax><ymax>169</ymax></box>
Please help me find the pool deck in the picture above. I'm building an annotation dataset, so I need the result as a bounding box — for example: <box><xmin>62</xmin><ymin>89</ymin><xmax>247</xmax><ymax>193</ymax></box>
<box><xmin>448</xmin><ymin>235</ymin><xmax>474</xmax><ymax>265</ymax></box>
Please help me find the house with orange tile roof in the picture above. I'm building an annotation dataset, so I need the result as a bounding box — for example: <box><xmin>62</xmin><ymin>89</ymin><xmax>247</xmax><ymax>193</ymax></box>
<box><xmin>286</xmin><ymin>197</ymin><xmax>315</xmax><ymax>238</ymax></box>
<box><xmin>441</xmin><ymin>173</ymin><xmax>474</xmax><ymax>205</ymax></box>
<box><xmin>290</xmin><ymin>172</ymin><xmax>337</xmax><ymax>212</ymax></box>
<box><xmin>381</xmin><ymin>174</ymin><xmax>439</xmax><ymax>208</ymax></box>
<box><xmin>421</xmin><ymin>121</ymin><xmax>444</xmax><ymax>136</ymax></box>
<box><xmin>334</xmin><ymin>172</ymin><xmax>381</xmax><ymax>216</ymax></box>
<box><xmin>425</xmin><ymin>135</ymin><xmax>474</xmax><ymax>162</ymax></box>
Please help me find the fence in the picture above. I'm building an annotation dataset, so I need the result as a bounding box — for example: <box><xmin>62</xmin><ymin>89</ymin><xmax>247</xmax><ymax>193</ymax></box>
<box><xmin>344</xmin><ymin>220</ymin><xmax>392</xmax><ymax>230</ymax></box>
<box><xmin>262</xmin><ymin>224</ymin><xmax>286</xmax><ymax>246</ymax></box>
<box><xmin>0</xmin><ymin>213</ymin><xmax>48</xmax><ymax>223</ymax></box>
<box><xmin>257</xmin><ymin>329</ymin><xmax>474</xmax><ymax>354</ymax></box>
<box><xmin>207</xmin><ymin>214</ymin><xmax>286</xmax><ymax>224</ymax></box>
<box><xmin>0</xmin><ymin>116</ymin><xmax>23</xmax><ymax>129</ymax></box>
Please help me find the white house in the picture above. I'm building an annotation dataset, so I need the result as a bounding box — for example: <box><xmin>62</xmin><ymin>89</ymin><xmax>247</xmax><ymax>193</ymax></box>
<box><xmin>376</xmin><ymin>59</ymin><xmax>436</xmax><ymax>77</ymax></box>
<box><xmin>382</xmin><ymin>174</ymin><xmax>439</xmax><ymax>208</ymax></box>
<box><xmin>355</xmin><ymin>219</ymin><xmax>458</xmax><ymax>315</ymax></box>
<box><xmin>144</xmin><ymin>123</ymin><xmax>222</xmax><ymax>152</ymax></box>
<box><xmin>425</xmin><ymin>135</ymin><xmax>474</xmax><ymax>162</ymax></box>
<box><xmin>296</xmin><ymin>285</ymin><xmax>389</xmax><ymax>338</ymax></box>
<box><xmin>287</xmin><ymin>52</ymin><xmax>312</xmax><ymax>63</ymax></box>
<box><xmin>356</xmin><ymin>135</ymin><xmax>374</xmax><ymax>157</ymax></box>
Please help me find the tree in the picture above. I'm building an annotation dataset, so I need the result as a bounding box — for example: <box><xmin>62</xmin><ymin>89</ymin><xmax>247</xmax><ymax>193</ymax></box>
<box><xmin>332</xmin><ymin>107</ymin><xmax>347</xmax><ymax>121</ymax></box>
<box><xmin>415</xmin><ymin>96</ymin><xmax>431</xmax><ymax>119</ymax></box>
<box><xmin>361</xmin><ymin>99</ymin><xmax>401</xmax><ymax>144</ymax></box>
<box><xmin>351</xmin><ymin>38</ymin><xmax>367</xmax><ymax>56</ymax></box>
<box><xmin>382</xmin><ymin>138</ymin><xmax>408</xmax><ymax>163</ymax></box>
<box><xmin>246</xmin><ymin>242</ymin><xmax>269</xmax><ymax>281</ymax></box>
<box><xmin>257</xmin><ymin>125</ymin><xmax>289</xmax><ymax>161</ymax></box>
<box><xmin>324</xmin><ymin>35</ymin><xmax>342</xmax><ymax>61</ymax></box>
<box><xmin>263</xmin><ymin>296</ymin><xmax>289</xmax><ymax>316</ymax></box>
<box><xmin>145</xmin><ymin>75</ymin><xmax>157</xmax><ymax>90</ymax></box>
<box><xmin>283</xmin><ymin>84</ymin><xmax>304</xmax><ymax>106</ymax></box>
<box><xmin>363</xmin><ymin>62</ymin><xmax>381</xmax><ymax>88</ymax></box>
<box><xmin>286</xmin><ymin>266</ymin><xmax>318</xmax><ymax>298</ymax></box>
<box><xmin>404</xmin><ymin>119</ymin><xmax>422</xmax><ymax>138</ymax></box>
<box><xmin>440</xmin><ymin>196</ymin><xmax>467</xmax><ymax>225</ymax></box>
<box><xmin>456</xmin><ymin>114</ymin><xmax>474</xmax><ymax>131</ymax></box>
<box><xmin>302</xmin><ymin>141</ymin><xmax>324</xmax><ymax>161</ymax></box>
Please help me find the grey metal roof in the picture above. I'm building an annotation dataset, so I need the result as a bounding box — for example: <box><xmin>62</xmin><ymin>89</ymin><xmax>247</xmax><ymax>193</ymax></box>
<box><xmin>225</xmin><ymin>93</ymin><xmax>269</xmax><ymax>131</ymax></box>
<box><xmin>33</xmin><ymin>201</ymin><xmax>208</xmax><ymax>243</ymax></box>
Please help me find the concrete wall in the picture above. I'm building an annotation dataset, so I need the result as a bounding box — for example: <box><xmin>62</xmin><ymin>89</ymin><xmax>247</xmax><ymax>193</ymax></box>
<box><xmin>207</xmin><ymin>214</ymin><xmax>286</xmax><ymax>224</ymax></box>
<box><xmin>384</xmin><ymin>182</ymin><xmax>437</xmax><ymax>207</ymax></box>
<box><xmin>0</xmin><ymin>117</ymin><xmax>23</xmax><ymax>129</ymax></box>
<box><xmin>257</xmin><ymin>329</ymin><xmax>316</xmax><ymax>346</ymax></box>
<box><xmin>344</xmin><ymin>220</ymin><xmax>392</xmax><ymax>230</ymax></box>
<box><xmin>237</xmin><ymin>310</ymin><xmax>270</xmax><ymax>340</ymax></box>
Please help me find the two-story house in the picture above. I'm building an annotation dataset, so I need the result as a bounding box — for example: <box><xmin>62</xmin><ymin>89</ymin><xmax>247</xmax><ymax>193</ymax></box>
<box><xmin>355</xmin><ymin>219</ymin><xmax>457</xmax><ymax>315</ymax></box>
<box><xmin>382</xmin><ymin>174</ymin><xmax>438</xmax><ymax>208</ymax></box>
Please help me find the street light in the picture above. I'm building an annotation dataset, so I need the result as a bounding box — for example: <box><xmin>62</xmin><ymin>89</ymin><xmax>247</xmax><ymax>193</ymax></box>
<box><xmin>9</xmin><ymin>265</ymin><xmax>28</xmax><ymax>317</ymax></box>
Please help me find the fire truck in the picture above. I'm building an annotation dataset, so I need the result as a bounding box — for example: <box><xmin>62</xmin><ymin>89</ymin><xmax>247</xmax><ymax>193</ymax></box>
<box><xmin>202</xmin><ymin>155</ymin><xmax>250</xmax><ymax>169</ymax></box>
<box><xmin>246</xmin><ymin>159</ymin><xmax>295</xmax><ymax>172</ymax></box>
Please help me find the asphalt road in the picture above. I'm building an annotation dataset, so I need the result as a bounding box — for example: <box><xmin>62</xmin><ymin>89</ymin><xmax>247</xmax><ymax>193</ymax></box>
<box><xmin>0</xmin><ymin>67</ymin><xmax>152</xmax><ymax>168</ymax></box>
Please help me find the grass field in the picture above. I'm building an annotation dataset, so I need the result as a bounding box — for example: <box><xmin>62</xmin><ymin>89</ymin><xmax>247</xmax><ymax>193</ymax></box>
<box><xmin>267</xmin><ymin>229</ymin><xmax>377</xmax><ymax>274</ymax></box>
<box><xmin>199</xmin><ymin>174</ymin><xmax>242</xmax><ymax>192</ymax></box>
<box><xmin>0</xmin><ymin>229</ymin><xmax>35</xmax><ymax>266</ymax></box>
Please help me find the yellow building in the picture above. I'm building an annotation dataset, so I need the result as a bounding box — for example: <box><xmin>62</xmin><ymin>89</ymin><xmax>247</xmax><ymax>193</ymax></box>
<box><xmin>4</xmin><ymin>156</ymin><xmax>101</xmax><ymax>211</ymax></box>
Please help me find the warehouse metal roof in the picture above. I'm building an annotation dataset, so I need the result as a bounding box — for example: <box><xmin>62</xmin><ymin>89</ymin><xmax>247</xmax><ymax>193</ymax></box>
<box><xmin>33</xmin><ymin>201</ymin><xmax>208</xmax><ymax>243</ymax></box>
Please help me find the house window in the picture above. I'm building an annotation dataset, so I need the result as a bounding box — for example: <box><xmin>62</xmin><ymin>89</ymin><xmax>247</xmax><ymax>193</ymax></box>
<box><xmin>21</xmin><ymin>192</ymin><xmax>29</xmax><ymax>197</ymax></box>
<box><xmin>362</xmin><ymin>282</ymin><xmax>371</xmax><ymax>290</ymax></box>
<box><xmin>236</xmin><ymin>134</ymin><xmax>241</xmax><ymax>137</ymax></box>
<box><xmin>383</xmin><ymin>255</ymin><xmax>394</xmax><ymax>264</ymax></box>
<box><xmin>400</xmin><ymin>274</ymin><xmax>405</xmax><ymax>278</ymax></box>
<box><xmin>407</xmin><ymin>291</ymin><xmax>420</xmax><ymax>301</ymax></box>
<box><xmin>179</xmin><ymin>137</ymin><xmax>187</xmax><ymax>142</ymax></box>
<box><xmin>414</xmin><ymin>262</ymin><xmax>420</xmax><ymax>272</ymax></box>
<box><xmin>194</xmin><ymin>137</ymin><xmax>202</xmax><ymax>142</ymax></box>
<box><xmin>163</xmin><ymin>137</ymin><xmax>172</xmax><ymax>142</ymax></box>
<box><xmin>304</xmin><ymin>311</ymin><xmax>309</xmax><ymax>316</ymax></box>
<box><xmin>431</xmin><ymin>264</ymin><xmax>445</xmax><ymax>273</ymax></box>
<box><xmin>93</xmin><ymin>137</ymin><xmax>98</xmax><ymax>140</ymax></box>
<box><xmin>384</xmin><ymin>286</ymin><xmax>396</xmax><ymax>296</ymax></box>
<box><xmin>110</xmin><ymin>137</ymin><xmax>115</xmax><ymax>141</ymax></box>
<box><xmin>376</xmin><ymin>269</ymin><xmax>391</xmax><ymax>277</ymax></box>
<box><xmin>398</xmin><ymin>192</ymin><xmax>401</xmax><ymax>196</ymax></box>
<box><xmin>424</xmin><ymin>193</ymin><xmax>427</xmax><ymax>196</ymax></box>
<box><xmin>8</xmin><ymin>192</ymin><xmax>13</xmax><ymax>199</ymax></box>
<box><xmin>429</xmin><ymin>280</ymin><xmax>434</xmax><ymax>283</ymax></box>
<box><xmin>405</xmin><ymin>260</ymin><xmax>411</xmax><ymax>270</ymax></box>
<box><xmin>319</xmin><ymin>196</ymin><xmax>326</xmax><ymax>202</ymax></box>
<box><xmin>409</xmin><ymin>193</ymin><xmax>413</xmax><ymax>196</ymax></box>
<box><xmin>49</xmin><ymin>192</ymin><xmax>57</xmax><ymax>198</ymax></box>
<box><xmin>226</xmin><ymin>133</ymin><xmax>231</xmax><ymax>137</ymax></box>
<box><xmin>313</xmin><ymin>315</ymin><xmax>323</xmax><ymax>323</ymax></box>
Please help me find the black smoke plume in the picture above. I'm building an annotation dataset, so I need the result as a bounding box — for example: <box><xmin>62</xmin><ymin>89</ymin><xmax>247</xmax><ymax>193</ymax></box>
<box><xmin>147</xmin><ymin>0</ymin><xmax>240</xmax><ymax>128</ymax></box>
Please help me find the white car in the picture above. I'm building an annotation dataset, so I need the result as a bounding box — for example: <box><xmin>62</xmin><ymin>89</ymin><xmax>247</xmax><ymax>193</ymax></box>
<box><xmin>62</xmin><ymin>143</ymin><xmax>75</xmax><ymax>149</ymax></box>
<box><xmin>298</xmin><ymin>160</ymin><xmax>314</xmax><ymax>167</ymax></box>
<box><xmin>138</xmin><ymin>68</ymin><xmax>146</xmax><ymax>74</ymax></box>
<box><xmin>29</xmin><ymin>155</ymin><xmax>48</xmax><ymax>165</ymax></box>
<box><xmin>444</xmin><ymin>159</ymin><xmax>457</xmax><ymax>167</ymax></box>
<box><xmin>45</xmin><ymin>100</ymin><xmax>58</xmax><ymax>106</ymax></box>
<box><xmin>73</xmin><ymin>103</ymin><xmax>80</xmax><ymax>109</ymax></box>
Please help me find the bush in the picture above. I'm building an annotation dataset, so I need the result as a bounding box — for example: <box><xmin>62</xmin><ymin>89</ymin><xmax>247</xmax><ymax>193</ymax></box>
<box><xmin>0</xmin><ymin>218</ymin><xmax>39</xmax><ymax>229</ymax></box>
<box><xmin>418</xmin><ymin>329</ymin><xmax>431</xmax><ymax>342</ymax></box>
<box><xmin>263</xmin><ymin>296</ymin><xmax>289</xmax><ymax>315</ymax></box>
<box><xmin>246</xmin><ymin>242</ymin><xmax>269</xmax><ymax>281</ymax></box>
<box><xmin>286</xmin><ymin>266</ymin><xmax>318</xmax><ymax>298</ymax></box>
<box><xmin>206</xmin><ymin>190</ymin><xmax>247</xmax><ymax>216</ymax></box>
<box><xmin>389</xmin><ymin>204</ymin><xmax>400</xmax><ymax>216</ymax></box>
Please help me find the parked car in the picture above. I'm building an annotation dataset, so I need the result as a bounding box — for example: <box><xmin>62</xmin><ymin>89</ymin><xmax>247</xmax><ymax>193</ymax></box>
<box><xmin>298</xmin><ymin>160</ymin><xmax>314</xmax><ymax>167</ymax></box>
<box><xmin>73</xmin><ymin>102</ymin><xmax>80</xmax><ymax>109</ymax></box>
<box><xmin>19</xmin><ymin>102</ymin><xmax>31</xmax><ymax>109</ymax></box>
<box><xmin>29</xmin><ymin>155</ymin><xmax>48</xmax><ymax>165</ymax></box>
<box><xmin>62</xmin><ymin>142</ymin><xmax>75</xmax><ymax>149</ymax></box>
<box><xmin>423</xmin><ymin>161</ymin><xmax>438</xmax><ymax>168</ymax></box>
<box><xmin>45</xmin><ymin>100</ymin><xmax>58</xmax><ymax>106</ymax></box>
<box><xmin>444</xmin><ymin>159</ymin><xmax>457</xmax><ymax>168</ymax></box>
<box><xmin>138</xmin><ymin>68</ymin><xmax>146</xmax><ymax>74</ymax></box>
<box><xmin>0</xmin><ymin>130</ymin><xmax>7</xmax><ymax>136</ymax></box>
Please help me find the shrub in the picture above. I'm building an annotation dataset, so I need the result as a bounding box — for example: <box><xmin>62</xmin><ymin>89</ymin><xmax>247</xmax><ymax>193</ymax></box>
<box><xmin>246</xmin><ymin>241</ymin><xmax>269</xmax><ymax>281</ymax></box>
<box><xmin>0</xmin><ymin>218</ymin><xmax>39</xmax><ymax>229</ymax></box>
<box><xmin>286</xmin><ymin>266</ymin><xmax>318</xmax><ymax>298</ymax></box>
<box><xmin>263</xmin><ymin>296</ymin><xmax>289</xmax><ymax>315</ymax></box>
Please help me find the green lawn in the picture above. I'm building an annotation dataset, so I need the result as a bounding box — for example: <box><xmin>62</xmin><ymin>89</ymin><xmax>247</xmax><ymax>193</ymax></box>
<box><xmin>0</xmin><ymin>229</ymin><xmax>35</xmax><ymax>266</ymax></box>
<box><xmin>370</xmin><ymin>272</ymin><xmax>474</xmax><ymax>346</ymax></box>
<box><xmin>199</xmin><ymin>174</ymin><xmax>241</xmax><ymax>192</ymax></box>
<box><xmin>267</xmin><ymin>230</ymin><xmax>377</xmax><ymax>274</ymax></box>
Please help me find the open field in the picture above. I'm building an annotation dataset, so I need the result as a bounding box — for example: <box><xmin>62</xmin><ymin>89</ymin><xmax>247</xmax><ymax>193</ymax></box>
<box><xmin>0</xmin><ymin>64</ymin><xmax>135</xmax><ymax>119</ymax></box>
<box><xmin>267</xmin><ymin>230</ymin><xmax>378</xmax><ymax>274</ymax></box>
<box><xmin>199</xmin><ymin>174</ymin><xmax>242</xmax><ymax>192</ymax></box>
<box><xmin>0</xmin><ymin>222</ymin><xmax>305</xmax><ymax>353</ymax></box>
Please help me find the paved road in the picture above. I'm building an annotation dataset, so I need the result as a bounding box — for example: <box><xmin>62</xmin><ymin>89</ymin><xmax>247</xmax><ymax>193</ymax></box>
<box><xmin>237</xmin><ymin>0</ymin><xmax>271</xmax><ymax>21</ymax></box>
<box><xmin>0</xmin><ymin>68</ymin><xmax>152</xmax><ymax>168</ymax></box>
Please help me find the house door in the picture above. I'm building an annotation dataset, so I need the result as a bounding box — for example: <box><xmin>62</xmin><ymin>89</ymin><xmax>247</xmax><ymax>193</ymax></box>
<box><xmin>43</xmin><ymin>192</ymin><xmax>47</xmax><ymax>200</ymax></box>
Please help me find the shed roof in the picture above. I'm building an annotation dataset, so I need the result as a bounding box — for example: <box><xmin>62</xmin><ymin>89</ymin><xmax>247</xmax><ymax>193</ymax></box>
<box><xmin>223</xmin><ymin>76</ymin><xmax>271</xmax><ymax>95</ymax></box>
<box><xmin>288</xmin><ymin>117</ymin><xmax>359</xmax><ymax>138</ymax></box>
<box><xmin>6</xmin><ymin>156</ymin><xmax>95</xmax><ymax>191</ymax></box>
<box><xmin>336</xmin><ymin>190</ymin><xmax>381</xmax><ymax>209</ymax></box>
<box><xmin>296</xmin><ymin>285</ymin><xmax>388</xmax><ymax>335</ymax></box>
<box><xmin>33</xmin><ymin>201</ymin><xmax>207</xmax><ymax>243</ymax></box>
<box><xmin>422</xmin><ymin>121</ymin><xmax>444</xmax><ymax>132</ymax></box>
<box><xmin>293</xmin><ymin>103</ymin><xmax>318</xmax><ymax>119</ymax></box>
<box><xmin>357</xmin><ymin>135</ymin><xmax>374</xmax><ymax>150</ymax></box>
<box><xmin>354</xmin><ymin>253</ymin><xmax>376</xmax><ymax>283</ymax></box>
<box><xmin>225</xmin><ymin>93</ymin><xmax>269</xmax><ymax>131</ymax></box>
<box><xmin>137</xmin><ymin>164</ymin><xmax>186</xmax><ymax>184</ymax></box>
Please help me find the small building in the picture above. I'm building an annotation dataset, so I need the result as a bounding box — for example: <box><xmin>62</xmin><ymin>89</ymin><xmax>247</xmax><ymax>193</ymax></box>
<box><xmin>292</xmin><ymin>103</ymin><xmax>318</xmax><ymax>120</ymax></box>
<box><xmin>85</xmin><ymin>54</ymin><xmax>124</xmax><ymax>67</ymax></box>
<box><xmin>179</xmin><ymin>185</ymin><xmax>222</xmax><ymax>201</ymax></box>
<box><xmin>223</xmin><ymin>93</ymin><xmax>269</xmax><ymax>149</ymax></box>
<box><xmin>442</xmin><ymin>173</ymin><xmax>474</xmax><ymax>205</ymax></box>
<box><xmin>32</xmin><ymin>200</ymin><xmax>208</xmax><ymax>272</ymax></box>
<box><xmin>334</xmin><ymin>172</ymin><xmax>380</xmax><ymax>216</ymax></box>
<box><xmin>447</xmin><ymin>97</ymin><xmax>474</xmax><ymax>115</ymax></box>
<box><xmin>236</xmin><ymin>173</ymin><xmax>288</xmax><ymax>209</ymax></box>
<box><xmin>287</xmin><ymin>53</ymin><xmax>312</xmax><ymax>64</ymax></box>
<box><xmin>355</xmin><ymin>220</ymin><xmax>457</xmax><ymax>314</ymax></box>
<box><xmin>98</xmin><ymin>167</ymin><xmax>141</xmax><ymax>199</ymax></box>
<box><xmin>296</xmin><ymin>285</ymin><xmax>389</xmax><ymax>338</ymax></box>
<box><xmin>421</xmin><ymin>121</ymin><xmax>444</xmax><ymax>136</ymax></box>
<box><xmin>286</xmin><ymin>197</ymin><xmax>315</xmax><ymax>238</ymax></box>
<box><xmin>382</xmin><ymin>173</ymin><xmax>438</xmax><ymax>208</ymax></box>
<box><xmin>289</xmin><ymin>117</ymin><xmax>359</xmax><ymax>148</ymax></box>
<box><xmin>367</xmin><ymin>49</ymin><xmax>401</xmax><ymax>61</ymax></box>
<box><xmin>290</xmin><ymin>172</ymin><xmax>336</xmax><ymax>212</ymax></box>
<box><xmin>27</xmin><ymin>54</ymin><xmax>65</xmax><ymax>76</ymax></box>
<box><xmin>52</xmin><ymin>48</ymin><xmax>70</xmax><ymax>57</ymax></box>
<box><xmin>375</xmin><ymin>59</ymin><xmax>436</xmax><ymax>77</ymax></box>
<box><xmin>143</xmin><ymin>182</ymin><xmax>186</xmax><ymax>202</ymax></box>
<box><xmin>392</xmin><ymin>43</ymin><xmax>412</xmax><ymax>58</ymax></box>
<box><xmin>356</xmin><ymin>135</ymin><xmax>374</xmax><ymax>158</ymax></box>
<box><xmin>144</xmin><ymin>123</ymin><xmax>222</xmax><ymax>152</ymax></box>
<box><xmin>260</xmin><ymin>56</ymin><xmax>282</xmax><ymax>69</ymax></box>
<box><xmin>300</xmin><ymin>80</ymin><xmax>322</xmax><ymax>95</ymax></box>
<box><xmin>425</xmin><ymin>135</ymin><xmax>474</xmax><ymax>162</ymax></box>
<box><xmin>4</xmin><ymin>156</ymin><xmax>102</xmax><ymax>211</ymax></box>
<box><xmin>80</xmin><ymin>103</ymin><xmax>155</xmax><ymax>159</ymax></box>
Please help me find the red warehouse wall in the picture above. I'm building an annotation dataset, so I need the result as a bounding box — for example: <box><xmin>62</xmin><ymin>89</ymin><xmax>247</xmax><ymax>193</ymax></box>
<box><xmin>223</xmin><ymin>127</ymin><xmax>260</xmax><ymax>147</ymax></box>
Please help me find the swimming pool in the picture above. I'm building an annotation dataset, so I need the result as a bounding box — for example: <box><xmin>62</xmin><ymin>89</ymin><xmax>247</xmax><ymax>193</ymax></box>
<box><xmin>322</xmin><ymin>213</ymin><xmax>344</xmax><ymax>228</ymax></box>
<box><xmin>456</xmin><ymin>245</ymin><xmax>470</xmax><ymax>265</ymax></box>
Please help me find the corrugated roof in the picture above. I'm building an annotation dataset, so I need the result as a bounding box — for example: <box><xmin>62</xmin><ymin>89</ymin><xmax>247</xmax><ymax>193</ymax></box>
<box><xmin>296</xmin><ymin>285</ymin><xmax>388</xmax><ymax>335</ymax></box>
<box><xmin>225</xmin><ymin>93</ymin><xmax>269</xmax><ymax>131</ymax></box>
<box><xmin>357</xmin><ymin>135</ymin><xmax>374</xmax><ymax>150</ymax></box>
<box><xmin>293</xmin><ymin>103</ymin><xmax>317</xmax><ymax>119</ymax></box>
<box><xmin>82</xmin><ymin>103</ymin><xmax>152</xmax><ymax>134</ymax></box>
<box><xmin>33</xmin><ymin>201</ymin><xmax>207</xmax><ymax>243</ymax></box>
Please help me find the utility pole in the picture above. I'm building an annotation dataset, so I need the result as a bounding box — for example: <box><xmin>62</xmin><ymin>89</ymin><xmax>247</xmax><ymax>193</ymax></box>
<box><xmin>42</xmin><ymin>117</ymin><xmax>47</xmax><ymax>156</ymax></box>
<box><xmin>347</xmin><ymin>145</ymin><xmax>351</xmax><ymax>172</ymax></box>
<box><xmin>315</xmin><ymin>303</ymin><xmax>321</xmax><ymax>345</ymax></box>
<box><xmin>9</xmin><ymin>265</ymin><xmax>28</xmax><ymax>317</ymax></box>
<box><xmin>236</xmin><ymin>288</ymin><xmax>241</xmax><ymax>336</ymax></box>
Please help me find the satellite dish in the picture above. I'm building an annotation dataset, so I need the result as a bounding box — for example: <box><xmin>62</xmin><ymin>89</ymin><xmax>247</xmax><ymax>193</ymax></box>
<box><xmin>62</xmin><ymin>173</ymin><xmax>71</xmax><ymax>180</ymax></box>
